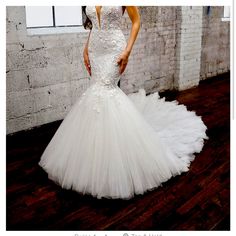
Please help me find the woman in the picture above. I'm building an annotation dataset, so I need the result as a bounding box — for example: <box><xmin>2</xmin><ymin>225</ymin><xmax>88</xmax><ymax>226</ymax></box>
<box><xmin>38</xmin><ymin>6</ymin><xmax>208</xmax><ymax>200</ymax></box>
<box><xmin>83</xmin><ymin>6</ymin><xmax>140</xmax><ymax>77</ymax></box>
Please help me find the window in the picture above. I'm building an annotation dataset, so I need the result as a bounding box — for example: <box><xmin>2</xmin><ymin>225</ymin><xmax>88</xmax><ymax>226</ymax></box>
<box><xmin>25</xmin><ymin>6</ymin><xmax>86</xmax><ymax>35</ymax></box>
<box><xmin>222</xmin><ymin>6</ymin><xmax>230</xmax><ymax>21</ymax></box>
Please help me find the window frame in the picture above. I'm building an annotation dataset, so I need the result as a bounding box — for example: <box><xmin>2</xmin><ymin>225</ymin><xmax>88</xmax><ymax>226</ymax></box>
<box><xmin>25</xmin><ymin>6</ymin><xmax>88</xmax><ymax>35</ymax></box>
<box><xmin>221</xmin><ymin>6</ymin><xmax>230</xmax><ymax>21</ymax></box>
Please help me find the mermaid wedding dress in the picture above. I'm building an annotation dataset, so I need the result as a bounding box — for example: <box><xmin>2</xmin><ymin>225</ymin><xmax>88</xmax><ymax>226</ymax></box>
<box><xmin>38</xmin><ymin>6</ymin><xmax>209</xmax><ymax>200</ymax></box>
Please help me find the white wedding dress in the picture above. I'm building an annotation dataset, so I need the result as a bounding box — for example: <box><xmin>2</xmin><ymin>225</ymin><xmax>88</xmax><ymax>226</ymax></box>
<box><xmin>38</xmin><ymin>6</ymin><xmax>209</xmax><ymax>200</ymax></box>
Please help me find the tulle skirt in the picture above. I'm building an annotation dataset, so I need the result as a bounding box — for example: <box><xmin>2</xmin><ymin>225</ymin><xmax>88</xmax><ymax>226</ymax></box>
<box><xmin>38</xmin><ymin>81</ymin><xmax>208</xmax><ymax>200</ymax></box>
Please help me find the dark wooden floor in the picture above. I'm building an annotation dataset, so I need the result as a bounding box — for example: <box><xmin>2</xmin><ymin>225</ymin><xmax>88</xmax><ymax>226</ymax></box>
<box><xmin>6</xmin><ymin>73</ymin><xmax>230</xmax><ymax>231</ymax></box>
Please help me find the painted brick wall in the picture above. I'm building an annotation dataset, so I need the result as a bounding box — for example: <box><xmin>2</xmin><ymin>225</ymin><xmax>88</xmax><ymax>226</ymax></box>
<box><xmin>120</xmin><ymin>6</ymin><xmax>177</xmax><ymax>94</ymax></box>
<box><xmin>6</xmin><ymin>6</ymin><xmax>230</xmax><ymax>134</ymax></box>
<box><xmin>200</xmin><ymin>6</ymin><xmax>230</xmax><ymax>79</ymax></box>
<box><xmin>174</xmin><ymin>6</ymin><xmax>203</xmax><ymax>90</ymax></box>
<box><xmin>7</xmin><ymin>6</ymin><xmax>96</xmax><ymax>134</ymax></box>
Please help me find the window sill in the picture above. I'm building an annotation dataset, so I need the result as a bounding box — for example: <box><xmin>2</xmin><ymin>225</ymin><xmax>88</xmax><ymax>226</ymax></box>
<box><xmin>221</xmin><ymin>17</ymin><xmax>230</xmax><ymax>22</ymax></box>
<box><xmin>27</xmin><ymin>26</ymin><xmax>88</xmax><ymax>36</ymax></box>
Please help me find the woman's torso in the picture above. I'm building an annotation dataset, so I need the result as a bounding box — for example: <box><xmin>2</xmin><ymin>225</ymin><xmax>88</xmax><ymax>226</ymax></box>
<box><xmin>86</xmin><ymin>6</ymin><xmax>126</xmax><ymax>54</ymax></box>
<box><xmin>86</xmin><ymin>6</ymin><xmax>127</xmax><ymax>83</ymax></box>
<box><xmin>86</xmin><ymin>6</ymin><xmax>124</xmax><ymax>30</ymax></box>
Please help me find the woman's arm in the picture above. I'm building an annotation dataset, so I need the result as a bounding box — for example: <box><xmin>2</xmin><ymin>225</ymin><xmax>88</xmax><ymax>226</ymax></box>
<box><xmin>83</xmin><ymin>30</ymin><xmax>92</xmax><ymax>76</ymax></box>
<box><xmin>117</xmin><ymin>6</ymin><xmax>140</xmax><ymax>74</ymax></box>
<box><xmin>124</xmin><ymin>6</ymin><xmax>141</xmax><ymax>55</ymax></box>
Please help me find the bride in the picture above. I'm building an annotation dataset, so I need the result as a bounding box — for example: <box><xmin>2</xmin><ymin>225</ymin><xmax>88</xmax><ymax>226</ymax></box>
<box><xmin>38</xmin><ymin>6</ymin><xmax>209</xmax><ymax>200</ymax></box>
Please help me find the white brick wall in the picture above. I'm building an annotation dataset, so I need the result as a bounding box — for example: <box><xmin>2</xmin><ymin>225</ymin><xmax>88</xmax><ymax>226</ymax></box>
<box><xmin>6</xmin><ymin>6</ymin><xmax>93</xmax><ymax>134</ymax></box>
<box><xmin>6</xmin><ymin>6</ymin><xmax>230</xmax><ymax>134</ymax></box>
<box><xmin>200</xmin><ymin>6</ymin><xmax>230</xmax><ymax>79</ymax></box>
<box><xmin>174</xmin><ymin>6</ymin><xmax>203</xmax><ymax>90</ymax></box>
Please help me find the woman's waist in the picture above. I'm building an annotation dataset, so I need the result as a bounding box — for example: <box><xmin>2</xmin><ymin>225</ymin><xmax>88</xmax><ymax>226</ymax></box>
<box><xmin>89</xmin><ymin>29</ymin><xmax>126</xmax><ymax>54</ymax></box>
<box><xmin>90</xmin><ymin>29</ymin><xmax>126</xmax><ymax>44</ymax></box>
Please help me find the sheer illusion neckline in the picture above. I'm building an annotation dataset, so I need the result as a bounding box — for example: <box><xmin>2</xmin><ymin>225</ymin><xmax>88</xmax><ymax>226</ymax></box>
<box><xmin>95</xmin><ymin>6</ymin><xmax>103</xmax><ymax>29</ymax></box>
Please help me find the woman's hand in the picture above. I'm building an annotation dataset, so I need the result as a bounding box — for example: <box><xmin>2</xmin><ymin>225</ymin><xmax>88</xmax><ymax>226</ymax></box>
<box><xmin>117</xmin><ymin>50</ymin><xmax>130</xmax><ymax>74</ymax></box>
<box><xmin>83</xmin><ymin>46</ymin><xmax>91</xmax><ymax>76</ymax></box>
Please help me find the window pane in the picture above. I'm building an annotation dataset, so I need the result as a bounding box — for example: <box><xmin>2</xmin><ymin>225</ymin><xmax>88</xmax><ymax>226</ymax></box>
<box><xmin>25</xmin><ymin>6</ymin><xmax>53</xmax><ymax>28</ymax></box>
<box><xmin>54</xmin><ymin>6</ymin><xmax>82</xmax><ymax>26</ymax></box>
<box><xmin>224</xmin><ymin>6</ymin><xmax>230</xmax><ymax>18</ymax></box>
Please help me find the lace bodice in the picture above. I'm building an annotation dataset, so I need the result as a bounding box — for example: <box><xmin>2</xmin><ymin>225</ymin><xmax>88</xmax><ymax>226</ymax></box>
<box><xmin>81</xmin><ymin>6</ymin><xmax>127</xmax><ymax>113</ymax></box>
<box><xmin>85</xmin><ymin>6</ymin><xmax>123</xmax><ymax>30</ymax></box>
<box><xmin>85</xmin><ymin>6</ymin><xmax>126</xmax><ymax>87</ymax></box>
